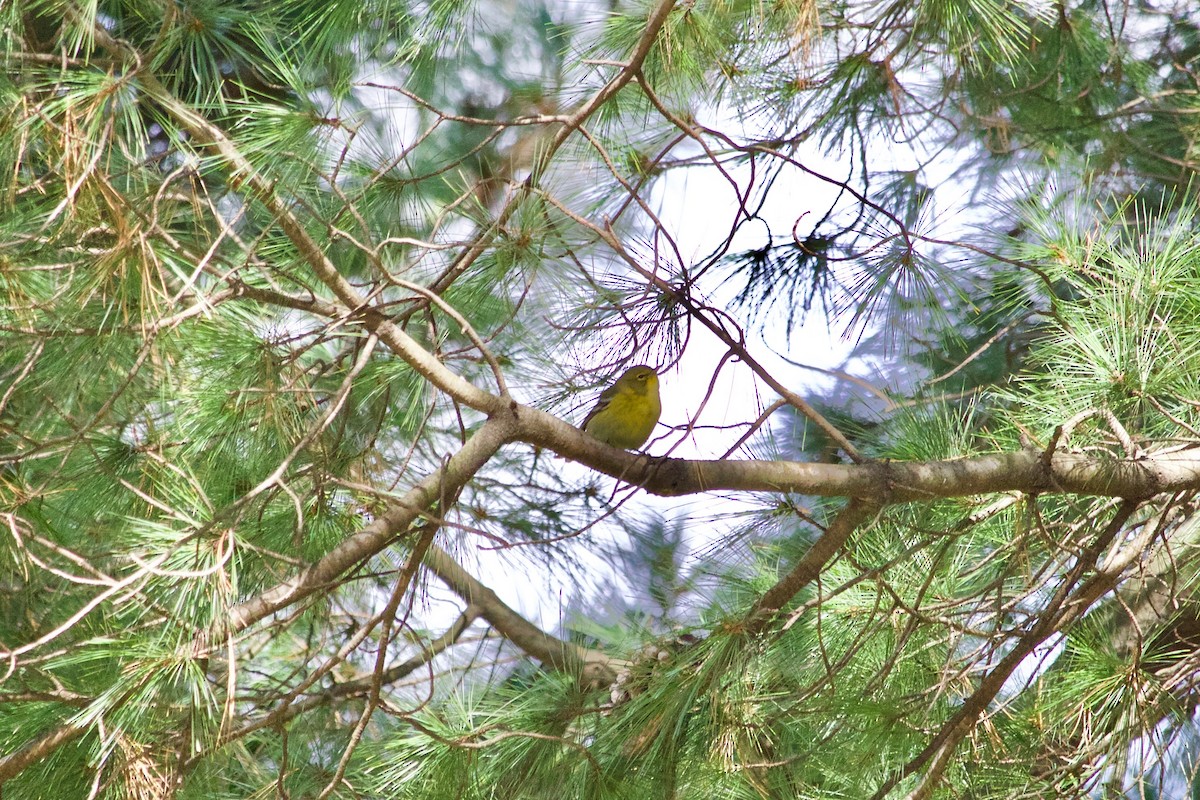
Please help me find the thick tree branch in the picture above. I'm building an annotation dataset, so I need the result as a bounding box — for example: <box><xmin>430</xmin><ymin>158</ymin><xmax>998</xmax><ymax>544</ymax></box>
<box><xmin>423</xmin><ymin>544</ymin><xmax>616</xmax><ymax>684</ymax></box>
<box><xmin>517</xmin><ymin>401</ymin><xmax>1200</xmax><ymax>500</ymax></box>
<box><xmin>0</xmin><ymin>719</ymin><xmax>87</xmax><ymax>784</ymax></box>
<box><xmin>224</xmin><ymin>405</ymin><xmax>613</xmax><ymax>685</ymax></box>
<box><xmin>227</xmin><ymin>416</ymin><xmax>512</xmax><ymax>632</ymax></box>
<box><xmin>746</xmin><ymin>499</ymin><xmax>880</xmax><ymax>632</ymax></box>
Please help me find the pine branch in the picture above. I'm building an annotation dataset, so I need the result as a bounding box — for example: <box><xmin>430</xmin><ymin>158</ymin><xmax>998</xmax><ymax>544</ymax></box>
<box><xmin>516</xmin><ymin>404</ymin><xmax>1200</xmax><ymax>501</ymax></box>
<box><xmin>231</xmin><ymin>284</ymin><xmax>1200</xmax><ymax>506</ymax></box>
<box><xmin>423</xmin><ymin>544</ymin><xmax>617</xmax><ymax>684</ymax></box>
<box><xmin>415</xmin><ymin>0</ymin><xmax>682</xmax><ymax>305</ymax></box>
<box><xmin>226</xmin><ymin>417</ymin><xmax>511</xmax><ymax>631</ymax></box>
<box><xmin>85</xmin><ymin>22</ymin><xmax>499</xmax><ymax>416</ymax></box>
<box><xmin>0</xmin><ymin>722</ymin><xmax>88</xmax><ymax>784</ymax></box>
<box><xmin>745</xmin><ymin>498</ymin><xmax>881</xmax><ymax>632</ymax></box>
<box><xmin>869</xmin><ymin>499</ymin><xmax>1151</xmax><ymax>800</ymax></box>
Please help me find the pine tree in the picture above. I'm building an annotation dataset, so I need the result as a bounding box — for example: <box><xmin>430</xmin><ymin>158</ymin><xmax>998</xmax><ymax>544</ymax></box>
<box><xmin>4</xmin><ymin>1</ymin><xmax>1200</xmax><ymax>798</ymax></box>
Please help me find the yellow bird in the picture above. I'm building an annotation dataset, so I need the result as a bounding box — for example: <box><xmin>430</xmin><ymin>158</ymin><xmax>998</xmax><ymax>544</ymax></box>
<box><xmin>579</xmin><ymin>365</ymin><xmax>661</xmax><ymax>450</ymax></box>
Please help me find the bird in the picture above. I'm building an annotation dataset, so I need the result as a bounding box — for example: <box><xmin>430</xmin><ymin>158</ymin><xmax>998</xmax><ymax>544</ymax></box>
<box><xmin>579</xmin><ymin>365</ymin><xmax>661</xmax><ymax>450</ymax></box>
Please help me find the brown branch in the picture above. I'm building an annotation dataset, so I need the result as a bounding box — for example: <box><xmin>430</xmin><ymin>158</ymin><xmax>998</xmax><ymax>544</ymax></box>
<box><xmin>514</xmin><ymin>399</ymin><xmax>1200</xmax><ymax>501</ymax></box>
<box><xmin>0</xmin><ymin>719</ymin><xmax>88</xmax><ymax>783</ymax></box>
<box><xmin>226</xmin><ymin>416</ymin><xmax>512</xmax><ymax>632</ymax></box>
<box><xmin>187</xmin><ymin>609</ymin><xmax>481</xmax><ymax>770</ymax></box>
<box><xmin>420</xmin><ymin>0</ymin><xmax>681</xmax><ymax>300</ymax></box>
<box><xmin>746</xmin><ymin>499</ymin><xmax>881</xmax><ymax>632</ymax></box>
<box><xmin>869</xmin><ymin>500</ymin><xmax>1145</xmax><ymax>800</ymax></box>
<box><xmin>423</xmin><ymin>544</ymin><xmax>616</xmax><ymax>685</ymax></box>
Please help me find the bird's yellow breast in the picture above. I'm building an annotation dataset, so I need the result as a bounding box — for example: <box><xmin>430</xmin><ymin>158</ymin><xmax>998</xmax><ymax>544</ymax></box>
<box><xmin>584</xmin><ymin>380</ymin><xmax>661</xmax><ymax>449</ymax></box>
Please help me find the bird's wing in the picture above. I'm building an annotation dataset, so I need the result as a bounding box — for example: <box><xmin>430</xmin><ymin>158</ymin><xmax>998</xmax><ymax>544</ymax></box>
<box><xmin>579</xmin><ymin>383</ymin><xmax>618</xmax><ymax>430</ymax></box>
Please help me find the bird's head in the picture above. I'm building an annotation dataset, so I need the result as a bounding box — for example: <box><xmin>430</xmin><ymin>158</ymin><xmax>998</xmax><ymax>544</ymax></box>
<box><xmin>618</xmin><ymin>365</ymin><xmax>658</xmax><ymax>395</ymax></box>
